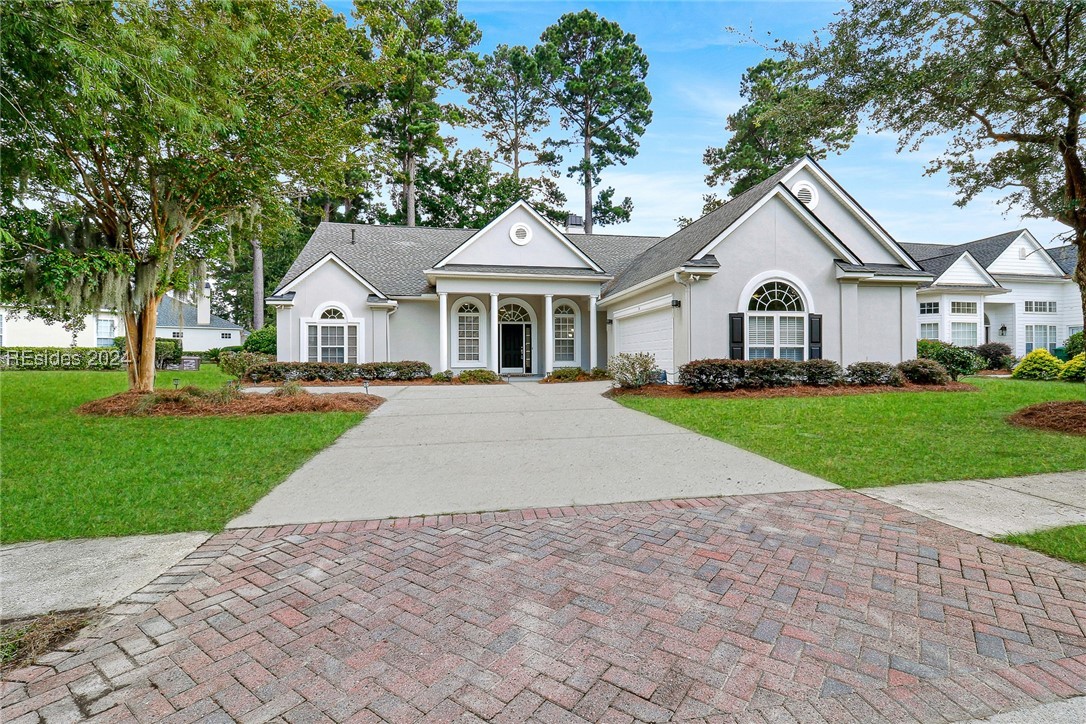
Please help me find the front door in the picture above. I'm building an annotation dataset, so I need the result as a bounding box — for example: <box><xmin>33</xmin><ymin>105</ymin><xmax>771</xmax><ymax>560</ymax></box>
<box><xmin>500</xmin><ymin>323</ymin><xmax>531</xmax><ymax>373</ymax></box>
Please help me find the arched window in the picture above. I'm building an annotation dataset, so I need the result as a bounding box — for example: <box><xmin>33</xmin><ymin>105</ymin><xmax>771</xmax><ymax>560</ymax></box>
<box><xmin>307</xmin><ymin>305</ymin><xmax>357</xmax><ymax>363</ymax></box>
<box><xmin>498</xmin><ymin>304</ymin><xmax>531</xmax><ymax>323</ymax></box>
<box><xmin>553</xmin><ymin>303</ymin><xmax>577</xmax><ymax>364</ymax></box>
<box><xmin>746</xmin><ymin>282</ymin><xmax>805</xmax><ymax>360</ymax></box>
<box><xmin>456</xmin><ymin>301</ymin><xmax>481</xmax><ymax>363</ymax></box>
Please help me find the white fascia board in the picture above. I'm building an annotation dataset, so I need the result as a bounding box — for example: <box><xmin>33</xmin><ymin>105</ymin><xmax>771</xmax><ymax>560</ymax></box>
<box><xmin>278</xmin><ymin>253</ymin><xmax>387</xmax><ymax>299</ymax></box>
<box><xmin>781</xmin><ymin>158</ymin><xmax>922</xmax><ymax>270</ymax></box>
<box><xmin>596</xmin><ymin>270</ymin><xmax>676</xmax><ymax>308</ymax></box>
<box><xmin>611</xmin><ymin>293</ymin><xmax>674</xmax><ymax>319</ymax></box>
<box><xmin>990</xmin><ymin>273</ymin><xmax>1069</xmax><ymax>283</ymax></box>
<box><xmin>694</xmin><ymin>186</ymin><xmax>862</xmax><ymax>265</ymax></box>
<box><xmin>424</xmin><ymin>268</ymin><xmax>611</xmax><ymax>282</ymax></box>
<box><xmin>434</xmin><ymin>200</ymin><xmax>604</xmax><ymax>272</ymax></box>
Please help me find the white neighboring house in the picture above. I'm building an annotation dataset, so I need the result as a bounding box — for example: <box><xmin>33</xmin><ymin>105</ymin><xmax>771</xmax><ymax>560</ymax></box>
<box><xmin>902</xmin><ymin>232</ymin><xmax>1082</xmax><ymax>355</ymax></box>
<box><xmin>0</xmin><ymin>283</ymin><xmax>245</xmax><ymax>352</ymax></box>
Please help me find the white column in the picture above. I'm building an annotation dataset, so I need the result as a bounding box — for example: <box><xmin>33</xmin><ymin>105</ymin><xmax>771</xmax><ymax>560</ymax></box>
<box><xmin>543</xmin><ymin>294</ymin><xmax>554</xmax><ymax>374</ymax></box>
<box><xmin>489</xmin><ymin>292</ymin><xmax>499</xmax><ymax>372</ymax></box>
<box><xmin>438</xmin><ymin>292</ymin><xmax>448</xmax><ymax>372</ymax></box>
<box><xmin>588</xmin><ymin>295</ymin><xmax>598</xmax><ymax>370</ymax></box>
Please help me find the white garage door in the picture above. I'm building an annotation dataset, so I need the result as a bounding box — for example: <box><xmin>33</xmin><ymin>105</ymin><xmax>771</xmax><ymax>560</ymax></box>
<box><xmin>615</xmin><ymin>306</ymin><xmax>674</xmax><ymax>374</ymax></box>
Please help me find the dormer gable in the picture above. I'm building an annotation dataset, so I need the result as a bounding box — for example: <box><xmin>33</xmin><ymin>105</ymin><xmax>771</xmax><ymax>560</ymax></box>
<box><xmin>434</xmin><ymin>201</ymin><xmax>603</xmax><ymax>271</ymax></box>
<box><xmin>932</xmin><ymin>252</ymin><xmax>1001</xmax><ymax>288</ymax></box>
<box><xmin>986</xmin><ymin>230</ymin><xmax>1066</xmax><ymax>277</ymax></box>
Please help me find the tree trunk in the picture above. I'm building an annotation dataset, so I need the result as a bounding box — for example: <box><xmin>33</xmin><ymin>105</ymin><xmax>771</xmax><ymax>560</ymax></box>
<box><xmin>583</xmin><ymin>132</ymin><xmax>593</xmax><ymax>234</ymax></box>
<box><xmin>405</xmin><ymin>154</ymin><xmax>416</xmax><ymax>227</ymax></box>
<box><xmin>123</xmin><ymin>294</ymin><xmax>160</xmax><ymax>392</ymax></box>
<box><xmin>251</xmin><ymin>223</ymin><xmax>264</xmax><ymax>330</ymax></box>
<box><xmin>1074</xmin><ymin>231</ymin><xmax>1086</xmax><ymax>337</ymax></box>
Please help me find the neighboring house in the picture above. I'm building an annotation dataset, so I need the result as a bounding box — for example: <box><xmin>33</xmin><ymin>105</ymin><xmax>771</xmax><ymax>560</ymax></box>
<box><xmin>271</xmin><ymin>156</ymin><xmax>931</xmax><ymax>376</ymax></box>
<box><xmin>0</xmin><ymin>283</ymin><xmax>245</xmax><ymax>352</ymax></box>
<box><xmin>901</xmin><ymin>233</ymin><xmax>1082</xmax><ymax>355</ymax></box>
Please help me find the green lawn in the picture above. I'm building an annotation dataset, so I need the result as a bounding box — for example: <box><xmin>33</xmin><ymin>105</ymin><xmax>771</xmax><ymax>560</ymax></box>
<box><xmin>617</xmin><ymin>378</ymin><xmax>1086</xmax><ymax>488</ymax></box>
<box><xmin>998</xmin><ymin>525</ymin><xmax>1086</xmax><ymax>565</ymax></box>
<box><xmin>1</xmin><ymin>369</ymin><xmax>366</xmax><ymax>543</ymax></box>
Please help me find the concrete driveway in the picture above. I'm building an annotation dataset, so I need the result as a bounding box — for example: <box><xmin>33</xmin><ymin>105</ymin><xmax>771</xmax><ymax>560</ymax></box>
<box><xmin>230</xmin><ymin>381</ymin><xmax>832</xmax><ymax>527</ymax></box>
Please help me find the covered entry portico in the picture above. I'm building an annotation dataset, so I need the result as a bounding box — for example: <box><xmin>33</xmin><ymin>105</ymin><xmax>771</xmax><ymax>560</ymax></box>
<box><xmin>430</xmin><ymin>268</ymin><xmax>608</xmax><ymax>375</ymax></box>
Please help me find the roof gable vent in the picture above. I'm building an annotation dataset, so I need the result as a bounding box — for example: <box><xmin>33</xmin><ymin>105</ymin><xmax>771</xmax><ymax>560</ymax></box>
<box><xmin>792</xmin><ymin>181</ymin><xmax>818</xmax><ymax>208</ymax></box>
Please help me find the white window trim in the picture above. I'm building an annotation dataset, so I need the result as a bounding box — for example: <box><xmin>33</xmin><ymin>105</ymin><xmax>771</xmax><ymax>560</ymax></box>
<box><xmin>950</xmin><ymin>301</ymin><xmax>978</xmax><ymax>315</ymax></box>
<box><xmin>737</xmin><ymin>271</ymin><xmax>816</xmax><ymax>315</ymax></box>
<box><xmin>551</xmin><ymin>298</ymin><xmax>581</xmax><ymax>367</ymax></box>
<box><xmin>950</xmin><ymin>321</ymin><xmax>979</xmax><ymax>347</ymax></box>
<box><xmin>746</xmin><ymin>312</ymin><xmax>806</xmax><ymax>361</ymax></box>
<box><xmin>299</xmin><ymin>303</ymin><xmax>364</xmax><ymax>363</ymax></box>
<box><xmin>1024</xmin><ymin>324</ymin><xmax>1058</xmax><ymax>353</ymax></box>
<box><xmin>919</xmin><ymin>322</ymin><xmax>940</xmax><ymax>340</ymax></box>
<box><xmin>452</xmin><ymin>296</ymin><xmax>488</xmax><ymax>366</ymax></box>
<box><xmin>919</xmin><ymin>302</ymin><xmax>939</xmax><ymax>315</ymax></box>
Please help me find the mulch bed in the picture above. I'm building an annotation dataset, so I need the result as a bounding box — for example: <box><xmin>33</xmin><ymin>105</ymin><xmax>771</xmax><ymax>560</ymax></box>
<box><xmin>79</xmin><ymin>390</ymin><xmax>384</xmax><ymax>417</ymax></box>
<box><xmin>244</xmin><ymin>378</ymin><xmax>503</xmax><ymax>387</ymax></box>
<box><xmin>1</xmin><ymin>612</ymin><xmax>95</xmax><ymax>673</ymax></box>
<box><xmin>607</xmin><ymin>381</ymin><xmax>976</xmax><ymax>400</ymax></box>
<box><xmin>1007</xmin><ymin>401</ymin><xmax>1086</xmax><ymax>435</ymax></box>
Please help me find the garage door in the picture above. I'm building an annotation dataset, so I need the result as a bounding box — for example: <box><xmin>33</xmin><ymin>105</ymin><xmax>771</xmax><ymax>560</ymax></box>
<box><xmin>615</xmin><ymin>306</ymin><xmax>674</xmax><ymax>374</ymax></box>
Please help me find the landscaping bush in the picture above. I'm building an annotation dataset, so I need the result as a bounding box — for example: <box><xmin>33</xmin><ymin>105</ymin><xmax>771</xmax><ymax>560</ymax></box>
<box><xmin>845</xmin><ymin>361</ymin><xmax>905</xmax><ymax>387</ymax></box>
<box><xmin>0</xmin><ymin>346</ymin><xmax>124</xmax><ymax>371</ymax></box>
<box><xmin>608</xmin><ymin>352</ymin><xmax>659</xmax><ymax>389</ymax></box>
<box><xmin>998</xmin><ymin>355</ymin><xmax>1018</xmax><ymax>372</ymax></box>
<box><xmin>546</xmin><ymin>367</ymin><xmax>584</xmax><ymax>382</ymax></box>
<box><xmin>917</xmin><ymin>339</ymin><xmax>984</xmax><ymax>380</ymax></box>
<box><xmin>272</xmin><ymin>380</ymin><xmax>305</xmax><ymax>397</ymax></box>
<box><xmin>432</xmin><ymin>370</ymin><xmax>453</xmax><ymax>383</ymax></box>
<box><xmin>1058</xmin><ymin>353</ymin><xmax>1086</xmax><ymax>382</ymax></box>
<box><xmin>589</xmin><ymin>367</ymin><xmax>611</xmax><ymax>380</ymax></box>
<box><xmin>800</xmin><ymin>359</ymin><xmax>844</xmax><ymax>387</ymax></box>
<box><xmin>897</xmin><ymin>358</ymin><xmax>951</xmax><ymax>385</ymax></box>
<box><xmin>1012</xmin><ymin>349</ymin><xmax>1064</xmax><ymax>380</ymax></box>
<box><xmin>458</xmin><ymin>368</ymin><xmax>500</xmax><ymax>384</ymax></box>
<box><xmin>1065</xmin><ymin>331</ymin><xmax>1084</xmax><ymax>359</ymax></box>
<box><xmin>219</xmin><ymin>351</ymin><xmax>274</xmax><ymax>378</ymax></box>
<box><xmin>973</xmin><ymin>342</ymin><xmax>1012</xmax><ymax>370</ymax></box>
<box><xmin>242</xmin><ymin>325</ymin><xmax>277</xmax><ymax>354</ymax></box>
<box><xmin>244</xmin><ymin>360</ymin><xmax>432</xmax><ymax>383</ymax></box>
<box><xmin>744</xmin><ymin>358</ymin><xmax>801</xmax><ymax>388</ymax></box>
<box><xmin>113</xmin><ymin>336</ymin><xmax>183</xmax><ymax>365</ymax></box>
<box><xmin>678</xmin><ymin>359</ymin><xmax>745</xmax><ymax>392</ymax></box>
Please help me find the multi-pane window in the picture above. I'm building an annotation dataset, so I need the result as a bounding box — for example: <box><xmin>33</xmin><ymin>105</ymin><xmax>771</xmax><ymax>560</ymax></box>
<box><xmin>746</xmin><ymin>282</ymin><xmax>805</xmax><ymax>359</ymax></box>
<box><xmin>1024</xmin><ymin>301</ymin><xmax>1057</xmax><ymax>313</ymax></box>
<box><xmin>920</xmin><ymin>323</ymin><xmax>940</xmax><ymax>340</ymax></box>
<box><xmin>553</xmin><ymin>304</ymin><xmax>576</xmax><ymax>362</ymax></box>
<box><xmin>221</xmin><ymin>332</ymin><xmax>232</xmax><ymax>340</ymax></box>
<box><xmin>1025</xmin><ymin>324</ymin><xmax>1058</xmax><ymax>353</ymax></box>
<box><xmin>951</xmin><ymin>322</ymin><xmax>978</xmax><ymax>347</ymax></box>
<box><xmin>919</xmin><ymin>302</ymin><xmax>939</xmax><ymax>315</ymax></box>
<box><xmin>172</xmin><ymin>331</ymin><xmax>183</xmax><ymax>338</ymax></box>
<box><xmin>950</xmin><ymin>301</ymin><xmax>977</xmax><ymax>315</ymax></box>
<box><xmin>96</xmin><ymin>318</ymin><xmax>115</xmax><ymax>347</ymax></box>
<box><xmin>457</xmin><ymin>302</ymin><xmax>481</xmax><ymax>362</ymax></box>
<box><xmin>307</xmin><ymin>307</ymin><xmax>356</xmax><ymax>363</ymax></box>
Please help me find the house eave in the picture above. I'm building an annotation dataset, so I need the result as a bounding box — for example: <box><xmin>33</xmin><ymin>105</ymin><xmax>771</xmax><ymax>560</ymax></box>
<box><xmin>424</xmin><ymin>268</ymin><xmax>612</xmax><ymax>283</ymax></box>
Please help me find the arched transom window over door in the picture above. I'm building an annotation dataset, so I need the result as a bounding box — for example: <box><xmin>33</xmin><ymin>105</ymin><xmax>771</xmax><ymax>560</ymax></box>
<box><xmin>747</xmin><ymin>282</ymin><xmax>806</xmax><ymax>360</ymax></box>
<box><xmin>553</xmin><ymin>304</ymin><xmax>577</xmax><ymax>363</ymax></box>
<box><xmin>498</xmin><ymin>304</ymin><xmax>531</xmax><ymax>323</ymax></box>
<box><xmin>308</xmin><ymin>307</ymin><xmax>357</xmax><ymax>363</ymax></box>
<box><xmin>456</xmin><ymin>302</ymin><xmax>481</xmax><ymax>363</ymax></box>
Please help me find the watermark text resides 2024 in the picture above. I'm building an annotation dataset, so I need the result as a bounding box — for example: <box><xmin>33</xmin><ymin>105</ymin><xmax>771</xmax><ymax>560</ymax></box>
<box><xmin>1</xmin><ymin>349</ymin><xmax>125</xmax><ymax>368</ymax></box>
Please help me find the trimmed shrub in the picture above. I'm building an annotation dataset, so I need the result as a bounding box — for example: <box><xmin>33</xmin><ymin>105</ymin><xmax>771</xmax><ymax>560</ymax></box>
<box><xmin>608</xmin><ymin>352</ymin><xmax>658</xmax><ymax>389</ymax></box>
<box><xmin>546</xmin><ymin>367</ymin><xmax>584</xmax><ymax>382</ymax></box>
<box><xmin>1012</xmin><ymin>349</ymin><xmax>1064</xmax><ymax>380</ymax></box>
<box><xmin>0</xmin><ymin>346</ymin><xmax>124</xmax><ymax>371</ymax></box>
<box><xmin>219</xmin><ymin>351</ymin><xmax>274</xmax><ymax>378</ymax></box>
<box><xmin>678</xmin><ymin>359</ymin><xmax>745</xmax><ymax>392</ymax></box>
<box><xmin>1066</xmin><ymin>331</ymin><xmax>1084</xmax><ymax>359</ymax></box>
<box><xmin>1058</xmin><ymin>353</ymin><xmax>1086</xmax><ymax>382</ymax></box>
<box><xmin>244</xmin><ymin>360</ymin><xmax>432</xmax><ymax>383</ymax></box>
<box><xmin>973</xmin><ymin>342</ymin><xmax>1012</xmax><ymax>370</ymax></box>
<box><xmin>432</xmin><ymin>370</ymin><xmax>453</xmax><ymax>383</ymax></box>
<box><xmin>744</xmin><ymin>358</ymin><xmax>801</xmax><ymax>388</ymax></box>
<box><xmin>589</xmin><ymin>367</ymin><xmax>611</xmax><ymax>380</ymax></box>
<box><xmin>113</xmin><ymin>336</ymin><xmax>183</xmax><ymax>365</ymax></box>
<box><xmin>242</xmin><ymin>325</ymin><xmax>277</xmax><ymax>354</ymax></box>
<box><xmin>458</xmin><ymin>368</ymin><xmax>500</xmax><ymax>384</ymax></box>
<box><xmin>998</xmin><ymin>355</ymin><xmax>1018</xmax><ymax>371</ymax></box>
<box><xmin>800</xmin><ymin>359</ymin><xmax>844</xmax><ymax>387</ymax></box>
<box><xmin>897</xmin><ymin>358</ymin><xmax>951</xmax><ymax>385</ymax></box>
<box><xmin>845</xmin><ymin>361</ymin><xmax>905</xmax><ymax>387</ymax></box>
<box><xmin>917</xmin><ymin>339</ymin><xmax>984</xmax><ymax>380</ymax></box>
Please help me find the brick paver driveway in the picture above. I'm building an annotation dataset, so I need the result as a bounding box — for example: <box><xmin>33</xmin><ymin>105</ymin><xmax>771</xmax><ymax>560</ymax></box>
<box><xmin>5</xmin><ymin>491</ymin><xmax>1086</xmax><ymax>723</ymax></box>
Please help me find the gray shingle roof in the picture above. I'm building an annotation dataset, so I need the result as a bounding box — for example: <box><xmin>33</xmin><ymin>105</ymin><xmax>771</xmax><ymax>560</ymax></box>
<box><xmin>899</xmin><ymin>242</ymin><xmax>955</xmax><ymax>261</ymax></box>
<box><xmin>603</xmin><ymin>163</ymin><xmax>803</xmax><ymax>296</ymax></box>
<box><xmin>834</xmin><ymin>262</ymin><xmax>931</xmax><ymax>278</ymax></box>
<box><xmin>437</xmin><ymin>264</ymin><xmax>610</xmax><ymax>277</ymax></box>
<box><xmin>1048</xmin><ymin>244</ymin><xmax>1077</xmax><ymax>275</ymax></box>
<box><xmin>156</xmin><ymin>297</ymin><xmax>242</xmax><ymax>330</ymax></box>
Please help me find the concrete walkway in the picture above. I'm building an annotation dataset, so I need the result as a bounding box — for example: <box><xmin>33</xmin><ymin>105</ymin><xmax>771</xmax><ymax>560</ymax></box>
<box><xmin>230</xmin><ymin>381</ymin><xmax>834</xmax><ymax>527</ymax></box>
<box><xmin>863</xmin><ymin>471</ymin><xmax>1086</xmax><ymax>537</ymax></box>
<box><xmin>0</xmin><ymin>532</ymin><xmax>208</xmax><ymax>620</ymax></box>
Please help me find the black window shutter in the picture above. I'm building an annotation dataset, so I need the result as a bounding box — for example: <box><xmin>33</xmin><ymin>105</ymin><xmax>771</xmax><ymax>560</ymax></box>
<box><xmin>808</xmin><ymin>314</ymin><xmax>823</xmax><ymax>360</ymax></box>
<box><xmin>729</xmin><ymin>313</ymin><xmax>745</xmax><ymax>360</ymax></box>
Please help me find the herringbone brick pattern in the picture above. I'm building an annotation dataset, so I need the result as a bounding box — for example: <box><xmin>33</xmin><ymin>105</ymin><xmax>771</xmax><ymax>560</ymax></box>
<box><xmin>4</xmin><ymin>490</ymin><xmax>1086</xmax><ymax>723</ymax></box>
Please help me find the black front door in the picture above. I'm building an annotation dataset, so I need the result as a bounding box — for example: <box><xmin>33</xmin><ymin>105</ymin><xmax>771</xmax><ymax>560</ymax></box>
<box><xmin>501</xmin><ymin>323</ymin><xmax>524</xmax><ymax>372</ymax></box>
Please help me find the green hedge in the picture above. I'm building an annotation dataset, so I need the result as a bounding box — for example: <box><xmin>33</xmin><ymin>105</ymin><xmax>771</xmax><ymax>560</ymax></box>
<box><xmin>113</xmin><ymin>336</ymin><xmax>183</xmax><ymax>364</ymax></box>
<box><xmin>0</xmin><ymin>346</ymin><xmax>125</xmax><ymax>370</ymax></box>
<box><xmin>916</xmin><ymin>340</ymin><xmax>984</xmax><ymax>380</ymax></box>
<box><xmin>678</xmin><ymin>358</ymin><xmax>848</xmax><ymax>392</ymax></box>
<box><xmin>245</xmin><ymin>360</ymin><xmax>432</xmax><ymax>383</ymax></box>
<box><xmin>896</xmin><ymin>358</ymin><xmax>950</xmax><ymax>385</ymax></box>
<box><xmin>242</xmin><ymin>325</ymin><xmax>276</xmax><ymax>354</ymax></box>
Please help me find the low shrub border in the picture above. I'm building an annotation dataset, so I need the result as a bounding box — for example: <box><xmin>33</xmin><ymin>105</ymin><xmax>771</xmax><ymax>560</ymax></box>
<box><xmin>679</xmin><ymin>358</ymin><xmax>851</xmax><ymax>392</ymax></box>
<box><xmin>542</xmin><ymin>367</ymin><xmax>610</xmax><ymax>383</ymax></box>
<box><xmin>245</xmin><ymin>360</ymin><xmax>432</xmax><ymax>383</ymax></box>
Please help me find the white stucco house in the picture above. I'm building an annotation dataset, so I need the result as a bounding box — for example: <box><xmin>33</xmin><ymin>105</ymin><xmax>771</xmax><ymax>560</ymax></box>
<box><xmin>270</xmin><ymin>157</ymin><xmax>935</xmax><ymax>376</ymax></box>
<box><xmin>901</xmin><ymin>233</ymin><xmax>1082</xmax><ymax>355</ymax></box>
<box><xmin>0</xmin><ymin>284</ymin><xmax>245</xmax><ymax>352</ymax></box>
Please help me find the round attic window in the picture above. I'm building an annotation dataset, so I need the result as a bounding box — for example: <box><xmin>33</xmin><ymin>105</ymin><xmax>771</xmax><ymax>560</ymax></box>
<box><xmin>509</xmin><ymin>222</ymin><xmax>532</xmax><ymax>245</ymax></box>
<box><xmin>792</xmin><ymin>181</ymin><xmax>818</xmax><ymax>209</ymax></box>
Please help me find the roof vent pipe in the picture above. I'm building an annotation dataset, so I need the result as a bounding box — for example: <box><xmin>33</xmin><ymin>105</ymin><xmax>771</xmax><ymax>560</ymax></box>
<box><xmin>350</xmin><ymin>228</ymin><xmax>356</xmax><ymax>244</ymax></box>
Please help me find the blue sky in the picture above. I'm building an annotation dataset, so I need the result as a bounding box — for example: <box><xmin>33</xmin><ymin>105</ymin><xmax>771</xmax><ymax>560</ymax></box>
<box><xmin>328</xmin><ymin>0</ymin><xmax>1069</xmax><ymax>248</ymax></box>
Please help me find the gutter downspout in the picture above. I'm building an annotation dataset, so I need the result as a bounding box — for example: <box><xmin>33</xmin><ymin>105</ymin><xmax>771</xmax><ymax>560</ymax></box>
<box><xmin>385</xmin><ymin>300</ymin><xmax>398</xmax><ymax>363</ymax></box>
<box><xmin>674</xmin><ymin>272</ymin><xmax>692</xmax><ymax>376</ymax></box>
